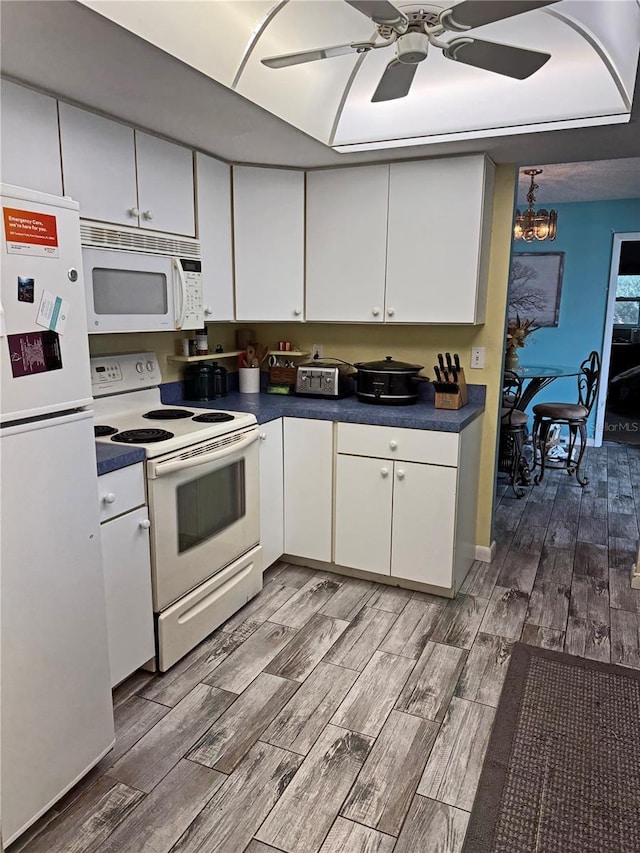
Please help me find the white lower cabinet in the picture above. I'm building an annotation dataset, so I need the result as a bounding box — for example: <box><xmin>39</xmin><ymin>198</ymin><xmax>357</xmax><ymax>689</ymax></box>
<box><xmin>283</xmin><ymin>418</ymin><xmax>333</xmax><ymax>562</ymax></box>
<box><xmin>98</xmin><ymin>464</ymin><xmax>154</xmax><ymax>687</ymax></box>
<box><xmin>390</xmin><ymin>461</ymin><xmax>457</xmax><ymax>588</ymax></box>
<box><xmin>334</xmin><ymin>421</ymin><xmax>481</xmax><ymax>593</ymax></box>
<box><xmin>259</xmin><ymin>419</ymin><xmax>284</xmax><ymax>570</ymax></box>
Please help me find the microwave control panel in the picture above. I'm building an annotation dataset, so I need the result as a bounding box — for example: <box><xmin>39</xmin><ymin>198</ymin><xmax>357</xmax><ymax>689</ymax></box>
<box><xmin>177</xmin><ymin>259</ymin><xmax>203</xmax><ymax>329</ymax></box>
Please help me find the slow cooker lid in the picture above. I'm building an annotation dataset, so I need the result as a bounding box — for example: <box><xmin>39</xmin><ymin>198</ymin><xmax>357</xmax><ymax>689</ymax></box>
<box><xmin>355</xmin><ymin>355</ymin><xmax>423</xmax><ymax>372</ymax></box>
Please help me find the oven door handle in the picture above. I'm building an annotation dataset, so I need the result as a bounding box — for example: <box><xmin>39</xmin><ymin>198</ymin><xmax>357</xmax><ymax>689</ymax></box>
<box><xmin>173</xmin><ymin>258</ymin><xmax>186</xmax><ymax>330</ymax></box>
<box><xmin>150</xmin><ymin>429</ymin><xmax>259</xmax><ymax>478</ymax></box>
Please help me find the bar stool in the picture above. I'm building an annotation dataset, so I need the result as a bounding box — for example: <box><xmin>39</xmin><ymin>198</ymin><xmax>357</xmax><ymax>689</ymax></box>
<box><xmin>499</xmin><ymin>370</ymin><xmax>528</xmax><ymax>498</ymax></box>
<box><xmin>530</xmin><ymin>351</ymin><xmax>601</xmax><ymax>487</ymax></box>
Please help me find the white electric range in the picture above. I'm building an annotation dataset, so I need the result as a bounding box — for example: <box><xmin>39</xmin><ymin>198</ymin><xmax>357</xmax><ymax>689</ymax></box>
<box><xmin>91</xmin><ymin>352</ymin><xmax>262</xmax><ymax>671</ymax></box>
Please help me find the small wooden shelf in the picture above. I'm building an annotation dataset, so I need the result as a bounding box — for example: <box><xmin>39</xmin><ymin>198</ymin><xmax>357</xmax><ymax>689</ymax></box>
<box><xmin>167</xmin><ymin>351</ymin><xmax>242</xmax><ymax>364</ymax></box>
<box><xmin>267</xmin><ymin>350</ymin><xmax>309</xmax><ymax>357</ymax></box>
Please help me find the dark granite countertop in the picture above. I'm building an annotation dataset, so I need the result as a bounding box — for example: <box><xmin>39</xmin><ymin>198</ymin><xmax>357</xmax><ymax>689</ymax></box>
<box><xmin>96</xmin><ymin>443</ymin><xmax>146</xmax><ymax>476</ymax></box>
<box><xmin>163</xmin><ymin>381</ymin><xmax>485</xmax><ymax>432</ymax></box>
<box><xmin>96</xmin><ymin>383</ymin><xmax>485</xmax><ymax>474</ymax></box>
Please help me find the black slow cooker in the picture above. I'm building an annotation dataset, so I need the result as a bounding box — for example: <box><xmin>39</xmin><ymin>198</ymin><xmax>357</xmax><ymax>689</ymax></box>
<box><xmin>352</xmin><ymin>356</ymin><xmax>430</xmax><ymax>405</ymax></box>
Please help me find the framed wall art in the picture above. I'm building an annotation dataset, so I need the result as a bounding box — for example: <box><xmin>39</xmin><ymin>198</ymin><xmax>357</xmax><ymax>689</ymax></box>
<box><xmin>508</xmin><ymin>252</ymin><xmax>565</xmax><ymax>327</ymax></box>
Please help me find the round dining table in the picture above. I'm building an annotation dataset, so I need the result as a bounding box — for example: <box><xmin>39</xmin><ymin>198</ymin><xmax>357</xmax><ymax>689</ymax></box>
<box><xmin>509</xmin><ymin>363</ymin><xmax>581</xmax><ymax>411</ymax></box>
<box><xmin>502</xmin><ymin>363</ymin><xmax>582</xmax><ymax>488</ymax></box>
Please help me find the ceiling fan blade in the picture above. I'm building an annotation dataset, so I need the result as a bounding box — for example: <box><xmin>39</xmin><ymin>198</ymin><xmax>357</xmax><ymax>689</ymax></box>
<box><xmin>345</xmin><ymin>0</ymin><xmax>407</xmax><ymax>26</ymax></box>
<box><xmin>262</xmin><ymin>42</ymin><xmax>361</xmax><ymax>68</ymax></box>
<box><xmin>443</xmin><ymin>38</ymin><xmax>551</xmax><ymax>79</ymax></box>
<box><xmin>441</xmin><ymin>0</ymin><xmax>559</xmax><ymax>32</ymax></box>
<box><xmin>372</xmin><ymin>59</ymin><xmax>418</xmax><ymax>102</ymax></box>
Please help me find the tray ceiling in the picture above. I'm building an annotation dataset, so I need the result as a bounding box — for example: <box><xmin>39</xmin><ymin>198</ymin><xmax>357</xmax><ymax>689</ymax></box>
<box><xmin>82</xmin><ymin>0</ymin><xmax>640</xmax><ymax>153</ymax></box>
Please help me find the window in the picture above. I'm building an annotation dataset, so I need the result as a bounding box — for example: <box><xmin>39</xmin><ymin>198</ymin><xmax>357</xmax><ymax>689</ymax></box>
<box><xmin>613</xmin><ymin>275</ymin><xmax>640</xmax><ymax>326</ymax></box>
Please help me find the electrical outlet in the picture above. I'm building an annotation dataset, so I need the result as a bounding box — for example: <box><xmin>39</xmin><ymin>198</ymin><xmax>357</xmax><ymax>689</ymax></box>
<box><xmin>311</xmin><ymin>343</ymin><xmax>323</xmax><ymax>360</ymax></box>
<box><xmin>471</xmin><ymin>347</ymin><xmax>485</xmax><ymax>369</ymax></box>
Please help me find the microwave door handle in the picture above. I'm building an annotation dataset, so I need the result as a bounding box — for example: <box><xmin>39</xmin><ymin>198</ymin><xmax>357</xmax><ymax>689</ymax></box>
<box><xmin>173</xmin><ymin>258</ymin><xmax>187</xmax><ymax>330</ymax></box>
<box><xmin>150</xmin><ymin>429</ymin><xmax>259</xmax><ymax>477</ymax></box>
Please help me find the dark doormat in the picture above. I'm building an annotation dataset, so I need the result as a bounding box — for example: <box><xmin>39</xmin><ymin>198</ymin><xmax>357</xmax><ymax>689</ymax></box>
<box><xmin>462</xmin><ymin>643</ymin><xmax>640</xmax><ymax>853</ymax></box>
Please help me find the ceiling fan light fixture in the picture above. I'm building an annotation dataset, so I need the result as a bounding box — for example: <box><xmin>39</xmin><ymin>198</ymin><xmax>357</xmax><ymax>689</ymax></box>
<box><xmin>396</xmin><ymin>31</ymin><xmax>429</xmax><ymax>64</ymax></box>
<box><xmin>514</xmin><ymin>169</ymin><xmax>558</xmax><ymax>241</ymax></box>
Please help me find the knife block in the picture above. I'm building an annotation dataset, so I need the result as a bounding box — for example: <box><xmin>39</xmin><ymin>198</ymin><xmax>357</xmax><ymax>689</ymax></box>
<box><xmin>434</xmin><ymin>367</ymin><xmax>468</xmax><ymax>410</ymax></box>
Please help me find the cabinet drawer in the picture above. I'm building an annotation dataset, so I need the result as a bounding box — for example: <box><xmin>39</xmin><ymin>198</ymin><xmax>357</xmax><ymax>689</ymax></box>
<box><xmin>337</xmin><ymin>422</ymin><xmax>459</xmax><ymax>467</ymax></box>
<box><xmin>98</xmin><ymin>463</ymin><xmax>146</xmax><ymax>522</ymax></box>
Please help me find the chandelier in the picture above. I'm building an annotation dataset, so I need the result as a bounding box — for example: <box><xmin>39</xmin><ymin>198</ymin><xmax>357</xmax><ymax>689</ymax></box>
<box><xmin>513</xmin><ymin>169</ymin><xmax>558</xmax><ymax>242</ymax></box>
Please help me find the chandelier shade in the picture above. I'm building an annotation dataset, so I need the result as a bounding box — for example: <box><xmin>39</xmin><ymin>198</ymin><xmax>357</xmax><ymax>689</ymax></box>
<box><xmin>514</xmin><ymin>169</ymin><xmax>558</xmax><ymax>241</ymax></box>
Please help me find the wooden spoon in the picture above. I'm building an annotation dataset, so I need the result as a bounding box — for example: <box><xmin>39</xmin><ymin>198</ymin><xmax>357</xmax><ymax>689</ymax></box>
<box><xmin>246</xmin><ymin>344</ymin><xmax>257</xmax><ymax>368</ymax></box>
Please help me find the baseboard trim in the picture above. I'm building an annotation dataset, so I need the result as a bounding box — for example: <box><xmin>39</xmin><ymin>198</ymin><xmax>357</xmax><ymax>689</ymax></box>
<box><xmin>475</xmin><ymin>541</ymin><xmax>496</xmax><ymax>563</ymax></box>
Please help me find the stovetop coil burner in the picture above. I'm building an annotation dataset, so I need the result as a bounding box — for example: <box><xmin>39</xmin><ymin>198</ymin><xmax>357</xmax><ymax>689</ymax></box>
<box><xmin>192</xmin><ymin>412</ymin><xmax>235</xmax><ymax>423</ymax></box>
<box><xmin>95</xmin><ymin>425</ymin><xmax>119</xmax><ymax>437</ymax></box>
<box><xmin>143</xmin><ymin>409</ymin><xmax>194</xmax><ymax>420</ymax></box>
<box><xmin>111</xmin><ymin>428</ymin><xmax>174</xmax><ymax>444</ymax></box>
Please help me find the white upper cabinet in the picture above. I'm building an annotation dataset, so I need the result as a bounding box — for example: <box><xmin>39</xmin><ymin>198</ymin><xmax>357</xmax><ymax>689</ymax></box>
<box><xmin>306</xmin><ymin>165</ymin><xmax>389</xmax><ymax>322</ymax></box>
<box><xmin>134</xmin><ymin>131</ymin><xmax>195</xmax><ymax>236</ymax></box>
<box><xmin>233</xmin><ymin>166</ymin><xmax>304</xmax><ymax>322</ymax></box>
<box><xmin>59</xmin><ymin>103</ymin><xmax>195</xmax><ymax>235</ymax></box>
<box><xmin>386</xmin><ymin>155</ymin><xmax>494</xmax><ymax>324</ymax></box>
<box><xmin>59</xmin><ymin>103</ymin><xmax>138</xmax><ymax>227</ymax></box>
<box><xmin>195</xmin><ymin>152</ymin><xmax>234</xmax><ymax>321</ymax></box>
<box><xmin>1</xmin><ymin>80</ymin><xmax>63</xmax><ymax>196</ymax></box>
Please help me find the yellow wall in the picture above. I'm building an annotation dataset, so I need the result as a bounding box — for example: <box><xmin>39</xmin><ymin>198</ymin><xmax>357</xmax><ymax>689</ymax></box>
<box><xmin>89</xmin><ymin>164</ymin><xmax>516</xmax><ymax>548</ymax></box>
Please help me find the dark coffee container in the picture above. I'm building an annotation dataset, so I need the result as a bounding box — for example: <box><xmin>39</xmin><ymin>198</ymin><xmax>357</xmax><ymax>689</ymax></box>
<box><xmin>184</xmin><ymin>362</ymin><xmax>216</xmax><ymax>400</ymax></box>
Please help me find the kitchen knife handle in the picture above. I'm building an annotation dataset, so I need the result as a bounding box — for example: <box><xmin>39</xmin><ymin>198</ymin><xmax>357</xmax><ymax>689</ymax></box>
<box><xmin>445</xmin><ymin>352</ymin><xmax>453</xmax><ymax>371</ymax></box>
<box><xmin>454</xmin><ymin>353</ymin><xmax>460</xmax><ymax>370</ymax></box>
<box><xmin>434</xmin><ymin>366</ymin><xmax>442</xmax><ymax>382</ymax></box>
<box><xmin>438</xmin><ymin>353</ymin><xmax>445</xmax><ymax>371</ymax></box>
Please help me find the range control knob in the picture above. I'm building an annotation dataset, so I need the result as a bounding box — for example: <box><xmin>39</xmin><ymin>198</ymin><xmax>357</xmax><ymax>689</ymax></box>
<box><xmin>136</xmin><ymin>362</ymin><xmax>144</xmax><ymax>373</ymax></box>
<box><xmin>146</xmin><ymin>360</ymin><xmax>155</xmax><ymax>372</ymax></box>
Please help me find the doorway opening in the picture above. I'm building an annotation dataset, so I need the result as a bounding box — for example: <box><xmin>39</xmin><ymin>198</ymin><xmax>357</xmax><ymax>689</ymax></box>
<box><xmin>595</xmin><ymin>234</ymin><xmax>640</xmax><ymax>446</ymax></box>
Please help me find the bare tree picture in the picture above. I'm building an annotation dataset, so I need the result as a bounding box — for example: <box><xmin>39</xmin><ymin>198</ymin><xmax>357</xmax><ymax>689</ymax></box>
<box><xmin>508</xmin><ymin>252</ymin><xmax>565</xmax><ymax>327</ymax></box>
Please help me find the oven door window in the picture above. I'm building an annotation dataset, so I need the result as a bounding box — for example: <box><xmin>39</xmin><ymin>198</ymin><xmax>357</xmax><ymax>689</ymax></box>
<box><xmin>92</xmin><ymin>268</ymin><xmax>168</xmax><ymax>315</ymax></box>
<box><xmin>176</xmin><ymin>459</ymin><xmax>245</xmax><ymax>553</ymax></box>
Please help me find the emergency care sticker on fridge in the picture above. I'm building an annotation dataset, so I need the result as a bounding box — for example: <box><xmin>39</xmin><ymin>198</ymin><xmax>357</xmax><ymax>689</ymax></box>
<box><xmin>2</xmin><ymin>207</ymin><xmax>59</xmax><ymax>258</ymax></box>
<box><xmin>37</xmin><ymin>289</ymin><xmax>69</xmax><ymax>335</ymax></box>
<box><xmin>7</xmin><ymin>331</ymin><xmax>63</xmax><ymax>377</ymax></box>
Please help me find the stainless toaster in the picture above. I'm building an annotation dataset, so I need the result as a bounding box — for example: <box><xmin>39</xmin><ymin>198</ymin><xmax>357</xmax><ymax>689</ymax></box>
<box><xmin>295</xmin><ymin>361</ymin><xmax>355</xmax><ymax>398</ymax></box>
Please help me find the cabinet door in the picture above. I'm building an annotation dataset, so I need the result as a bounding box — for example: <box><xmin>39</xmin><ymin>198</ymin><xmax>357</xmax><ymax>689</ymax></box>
<box><xmin>136</xmin><ymin>130</ymin><xmax>195</xmax><ymax>236</ymax></box>
<box><xmin>283</xmin><ymin>418</ymin><xmax>332</xmax><ymax>561</ymax></box>
<box><xmin>101</xmin><ymin>507</ymin><xmax>155</xmax><ymax>688</ymax></box>
<box><xmin>59</xmin><ymin>102</ymin><xmax>138</xmax><ymax>227</ymax></box>
<box><xmin>195</xmin><ymin>152</ymin><xmax>234</xmax><ymax>320</ymax></box>
<box><xmin>391</xmin><ymin>462</ymin><xmax>457</xmax><ymax>588</ymax></box>
<box><xmin>1</xmin><ymin>80</ymin><xmax>62</xmax><ymax>196</ymax></box>
<box><xmin>306</xmin><ymin>165</ymin><xmax>388</xmax><ymax>322</ymax></box>
<box><xmin>386</xmin><ymin>156</ymin><xmax>493</xmax><ymax>324</ymax></box>
<box><xmin>259</xmin><ymin>419</ymin><xmax>284</xmax><ymax>570</ymax></box>
<box><xmin>233</xmin><ymin>167</ymin><xmax>304</xmax><ymax>321</ymax></box>
<box><xmin>334</xmin><ymin>454</ymin><xmax>392</xmax><ymax>576</ymax></box>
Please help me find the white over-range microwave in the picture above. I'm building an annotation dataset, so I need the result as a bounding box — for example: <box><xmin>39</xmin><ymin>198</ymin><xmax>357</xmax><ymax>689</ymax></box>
<box><xmin>81</xmin><ymin>221</ymin><xmax>203</xmax><ymax>333</ymax></box>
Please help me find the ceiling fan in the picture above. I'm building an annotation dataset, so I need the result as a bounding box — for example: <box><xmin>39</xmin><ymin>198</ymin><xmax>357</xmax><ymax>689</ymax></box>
<box><xmin>261</xmin><ymin>0</ymin><xmax>559</xmax><ymax>102</ymax></box>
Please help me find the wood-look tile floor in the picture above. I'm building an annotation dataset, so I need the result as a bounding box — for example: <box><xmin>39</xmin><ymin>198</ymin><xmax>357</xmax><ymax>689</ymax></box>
<box><xmin>10</xmin><ymin>443</ymin><xmax>640</xmax><ymax>853</ymax></box>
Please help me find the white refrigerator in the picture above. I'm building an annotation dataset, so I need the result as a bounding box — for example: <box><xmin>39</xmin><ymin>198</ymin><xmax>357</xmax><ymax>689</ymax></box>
<box><xmin>0</xmin><ymin>184</ymin><xmax>114</xmax><ymax>846</ymax></box>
